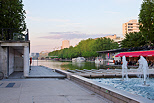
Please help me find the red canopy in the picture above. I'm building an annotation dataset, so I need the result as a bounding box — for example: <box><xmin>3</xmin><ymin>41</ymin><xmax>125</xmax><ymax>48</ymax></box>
<box><xmin>115</xmin><ymin>50</ymin><xmax>154</xmax><ymax>57</ymax></box>
<box><xmin>141</xmin><ymin>51</ymin><xmax>154</xmax><ymax>57</ymax></box>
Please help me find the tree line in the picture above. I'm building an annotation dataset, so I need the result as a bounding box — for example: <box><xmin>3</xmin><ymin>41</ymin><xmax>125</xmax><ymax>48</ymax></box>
<box><xmin>48</xmin><ymin>38</ymin><xmax>119</xmax><ymax>59</ymax></box>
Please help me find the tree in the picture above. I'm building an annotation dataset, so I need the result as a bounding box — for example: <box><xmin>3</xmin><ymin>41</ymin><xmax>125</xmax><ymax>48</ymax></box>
<box><xmin>0</xmin><ymin>0</ymin><xmax>26</xmax><ymax>39</ymax></box>
<box><xmin>121</xmin><ymin>32</ymin><xmax>146</xmax><ymax>48</ymax></box>
<box><xmin>139</xmin><ymin>0</ymin><xmax>154</xmax><ymax>44</ymax></box>
<box><xmin>92</xmin><ymin>37</ymin><xmax>119</xmax><ymax>51</ymax></box>
<box><xmin>48</xmin><ymin>37</ymin><xmax>119</xmax><ymax>59</ymax></box>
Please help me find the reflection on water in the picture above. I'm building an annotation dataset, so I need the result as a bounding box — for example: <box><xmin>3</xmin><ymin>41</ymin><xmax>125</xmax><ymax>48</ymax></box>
<box><xmin>32</xmin><ymin>60</ymin><xmax>109</xmax><ymax>70</ymax></box>
<box><xmin>72</xmin><ymin>62</ymin><xmax>85</xmax><ymax>68</ymax></box>
<box><xmin>32</xmin><ymin>60</ymin><xmax>70</xmax><ymax>70</ymax></box>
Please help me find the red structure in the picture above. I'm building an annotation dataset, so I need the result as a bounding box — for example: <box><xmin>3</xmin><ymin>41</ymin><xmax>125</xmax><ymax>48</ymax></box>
<box><xmin>115</xmin><ymin>50</ymin><xmax>154</xmax><ymax>57</ymax></box>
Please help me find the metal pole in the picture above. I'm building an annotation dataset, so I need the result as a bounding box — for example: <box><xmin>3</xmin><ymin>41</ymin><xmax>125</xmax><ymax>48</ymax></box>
<box><xmin>2</xmin><ymin>28</ymin><xmax>3</xmax><ymax>40</ymax></box>
<box><xmin>32</xmin><ymin>57</ymin><xmax>34</xmax><ymax>66</ymax></box>
<box><xmin>37</xmin><ymin>57</ymin><xmax>38</xmax><ymax>66</ymax></box>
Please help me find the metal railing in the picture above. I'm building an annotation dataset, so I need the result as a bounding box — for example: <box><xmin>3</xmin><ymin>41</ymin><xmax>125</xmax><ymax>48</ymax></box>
<box><xmin>0</xmin><ymin>28</ymin><xmax>29</xmax><ymax>41</ymax></box>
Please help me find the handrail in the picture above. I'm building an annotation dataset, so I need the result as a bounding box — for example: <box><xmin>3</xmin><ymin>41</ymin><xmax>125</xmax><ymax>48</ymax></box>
<box><xmin>0</xmin><ymin>28</ymin><xmax>29</xmax><ymax>41</ymax></box>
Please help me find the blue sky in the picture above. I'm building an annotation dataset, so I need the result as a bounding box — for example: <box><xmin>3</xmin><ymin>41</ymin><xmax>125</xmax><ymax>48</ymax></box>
<box><xmin>23</xmin><ymin>0</ymin><xmax>143</xmax><ymax>53</ymax></box>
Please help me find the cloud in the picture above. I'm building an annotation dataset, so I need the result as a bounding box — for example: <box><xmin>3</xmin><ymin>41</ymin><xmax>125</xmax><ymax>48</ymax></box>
<box><xmin>57</xmin><ymin>23</ymin><xmax>82</xmax><ymax>27</ymax></box>
<box><xmin>27</xmin><ymin>16</ymin><xmax>70</xmax><ymax>22</ymax></box>
<box><xmin>39</xmin><ymin>31</ymin><xmax>112</xmax><ymax>40</ymax></box>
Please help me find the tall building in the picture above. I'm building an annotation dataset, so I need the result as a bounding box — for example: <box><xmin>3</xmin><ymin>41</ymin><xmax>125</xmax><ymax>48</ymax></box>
<box><xmin>122</xmin><ymin>19</ymin><xmax>140</xmax><ymax>37</ymax></box>
<box><xmin>105</xmin><ymin>34</ymin><xmax>117</xmax><ymax>40</ymax></box>
<box><xmin>95</xmin><ymin>34</ymin><xmax>123</xmax><ymax>46</ymax></box>
<box><xmin>105</xmin><ymin>34</ymin><xmax>123</xmax><ymax>46</ymax></box>
<box><xmin>61</xmin><ymin>40</ymin><xmax>70</xmax><ymax>49</ymax></box>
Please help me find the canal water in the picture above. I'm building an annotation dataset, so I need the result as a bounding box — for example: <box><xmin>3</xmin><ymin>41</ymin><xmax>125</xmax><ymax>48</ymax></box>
<box><xmin>32</xmin><ymin>60</ymin><xmax>112</xmax><ymax>70</ymax></box>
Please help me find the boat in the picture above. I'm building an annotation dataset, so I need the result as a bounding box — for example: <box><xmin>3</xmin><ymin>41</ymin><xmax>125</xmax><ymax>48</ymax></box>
<box><xmin>72</xmin><ymin>57</ymin><xmax>86</xmax><ymax>62</ymax></box>
<box><xmin>72</xmin><ymin>58</ymin><xmax>77</xmax><ymax>62</ymax></box>
<box><xmin>95</xmin><ymin>57</ymin><xmax>103</xmax><ymax>64</ymax></box>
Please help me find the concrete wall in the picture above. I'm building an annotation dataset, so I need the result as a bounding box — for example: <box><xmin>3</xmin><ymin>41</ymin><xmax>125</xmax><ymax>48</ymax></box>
<box><xmin>14</xmin><ymin>51</ymin><xmax>23</xmax><ymax>71</ymax></box>
<box><xmin>9</xmin><ymin>47</ymin><xmax>14</xmax><ymax>75</ymax></box>
<box><xmin>0</xmin><ymin>46</ymin><xmax>23</xmax><ymax>77</ymax></box>
<box><xmin>0</xmin><ymin>41</ymin><xmax>30</xmax><ymax>78</ymax></box>
<box><xmin>0</xmin><ymin>46</ymin><xmax>8</xmax><ymax>77</ymax></box>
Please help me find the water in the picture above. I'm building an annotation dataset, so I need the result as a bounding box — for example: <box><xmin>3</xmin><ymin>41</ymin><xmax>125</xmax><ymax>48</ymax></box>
<box><xmin>31</xmin><ymin>60</ymin><xmax>111</xmax><ymax>70</ymax></box>
<box><xmin>122</xmin><ymin>56</ymin><xmax>128</xmax><ymax>80</ymax></box>
<box><xmin>93</xmin><ymin>78</ymin><xmax>154</xmax><ymax>100</ymax></box>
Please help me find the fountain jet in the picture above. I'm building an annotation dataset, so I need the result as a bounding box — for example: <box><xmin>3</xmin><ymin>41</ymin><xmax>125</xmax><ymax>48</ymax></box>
<box><xmin>137</xmin><ymin>56</ymin><xmax>150</xmax><ymax>86</ymax></box>
<box><xmin>122</xmin><ymin>56</ymin><xmax>128</xmax><ymax>80</ymax></box>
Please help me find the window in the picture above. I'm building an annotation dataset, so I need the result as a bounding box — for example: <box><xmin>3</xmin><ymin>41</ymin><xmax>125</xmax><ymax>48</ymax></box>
<box><xmin>128</xmin><ymin>26</ymin><xmax>133</xmax><ymax>28</ymax></box>
<box><xmin>128</xmin><ymin>29</ymin><xmax>133</xmax><ymax>31</ymax></box>
<box><xmin>128</xmin><ymin>23</ymin><xmax>133</xmax><ymax>25</ymax></box>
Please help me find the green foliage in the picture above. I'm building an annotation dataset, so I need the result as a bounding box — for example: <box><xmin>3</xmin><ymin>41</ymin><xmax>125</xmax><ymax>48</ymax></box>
<box><xmin>0</xmin><ymin>0</ymin><xmax>26</xmax><ymax>39</ymax></box>
<box><xmin>121</xmin><ymin>0</ymin><xmax>154</xmax><ymax>47</ymax></box>
<box><xmin>139</xmin><ymin>0</ymin><xmax>154</xmax><ymax>44</ymax></box>
<box><xmin>48</xmin><ymin>38</ymin><xmax>119</xmax><ymax>59</ymax></box>
<box><xmin>92</xmin><ymin>37</ymin><xmax>119</xmax><ymax>51</ymax></box>
<box><xmin>121</xmin><ymin>32</ymin><xmax>146</xmax><ymax>48</ymax></box>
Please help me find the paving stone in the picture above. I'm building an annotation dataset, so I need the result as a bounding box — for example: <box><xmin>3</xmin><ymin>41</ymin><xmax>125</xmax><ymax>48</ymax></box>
<box><xmin>28</xmin><ymin>66</ymin><xmax>66</xmax><ymax>78</ymax></box>
<box><xmin>0</xmin><ymin>79</ymin><xmax>112</xmax><ymax>103</ymax></box>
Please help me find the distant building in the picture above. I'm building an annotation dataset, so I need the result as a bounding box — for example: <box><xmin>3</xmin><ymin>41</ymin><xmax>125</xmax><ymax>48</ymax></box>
<box><xmin>95</xmin><ymin>34</ymin><xmax>123</xmax><ymax>46</ymax></box>
<box><xmin>31</xmin><ymin>53</ymin><xmax>39</xmax><ymax>59</ymax></box>
<box><xmin>122</xmin><ymin>19</ymin><xmax>140</xmax><ymax>37</ymax></box>
<box><xmin>31</xmin><ymin>53</ymin><xmax>35</xmax><ymax>57</ymax></box>
<box><xmin>105</xmin><ymin>34</ymin><xmax>123</xmax><ymax>46</ymax></box>
<box><xmin>105</xmin><ymin>34</ymin><xmax>117</xmax><ymax>40</ymax></box>
<box><xmin>38</xmin><ymin>51</ymin><xmax>49</xmax><ymax>60</ymax></box>
<box><xmin>61</xmin><ymin>40</ymin><xmax>70</xmax><ymax>49</ymax></box>
<box><xmin>36</xmin><ymin>53</ymin><xmax>39</xmax><ymax>58</ymax></box>
<box><xmin>95</xmin><ymin>34</ymin><xmax>119</xmax><ymax>40</ymax></box>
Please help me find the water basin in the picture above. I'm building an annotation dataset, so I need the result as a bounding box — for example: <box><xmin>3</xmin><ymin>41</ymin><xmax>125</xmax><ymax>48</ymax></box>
<box><xmin>93</xmin><ymin>78</ymin><xmax>154</xmax><ymax>100</ymax></box>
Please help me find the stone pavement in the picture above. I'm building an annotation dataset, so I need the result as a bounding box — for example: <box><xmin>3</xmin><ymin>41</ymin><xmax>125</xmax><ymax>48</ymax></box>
<box><xmin>8</xmin><ymin>66</ymin><xmax>66</xmax><ymax>79</ymax></box>
<box><xmin>0</xmin><ymin>79</ymin><xmax>112</xmax><ymax>103</ymax></box>
<box><xmin>28</xmin><ymin>66</ymin><xmax>66</xmax><ymax>78</ymax></box>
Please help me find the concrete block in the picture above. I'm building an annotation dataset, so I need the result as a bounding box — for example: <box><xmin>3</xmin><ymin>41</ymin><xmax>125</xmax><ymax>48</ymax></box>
<box><xmin>115</xmin><ymin>74</ymin><xmax>122</xmax><ymax>78</ymax></box>
<box><xmin>99</xmin><ymin>91</ymin><xmax>104</xmax><ymax>97</ymax></box>
<box><xmin>104</xmin><ymin>93</ymin><xmax>112</xmax><ymax>101</ymax></box>
<box><xmin>128</xmin><ymin>74</ymin><xmax>137</xmax><ymax>78</ymax></box>
<box><xmin>100</xmin><ymin>87</ymin><xmax>106</xmax><ymax>93</ymax></box>
<box><xmin>92</xmin><ymin>84</ymin><xmax>101</xmax><ymax>90</ymax></box>
<box><xmin>94</xmin><ymin>88</ymin><xmax>100</xmax><ymax>94</ymax></box>
<box><xmin>111</xmin><ymin>96</ymin><xmax>126</xmax><ymax>103</ymax></box>
<box><xmin>104</xmin><ymin>74</ymin><xmax>116</xmax><ymax>78</ymax></box>
<box><xmin>91</xmin><ymin>74</ymin><xmax>103</xmax><ymax>78</ymax></box>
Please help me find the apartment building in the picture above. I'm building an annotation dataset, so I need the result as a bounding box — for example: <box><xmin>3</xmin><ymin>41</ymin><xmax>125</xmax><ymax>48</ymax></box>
<box><xmin>122</xmin><ymin>19</ymin><xmax>140</xmax><ymax>37</ymax></box>
<box><xmin>61</xmin><ymin>40</ymin><xmax>70</xmax><ymax>49</ymax></box>
<box><xmin>105</xmin><ymin>34</ymin><xmax>117</xmax><ymax>40</ymax></box>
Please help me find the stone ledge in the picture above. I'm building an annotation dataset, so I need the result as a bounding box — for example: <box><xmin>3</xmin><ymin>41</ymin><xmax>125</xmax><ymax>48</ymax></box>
<box><xmin>56</xmin><ymin>69</ymin><xmax>153</xmax><ymax>103</ymax></box>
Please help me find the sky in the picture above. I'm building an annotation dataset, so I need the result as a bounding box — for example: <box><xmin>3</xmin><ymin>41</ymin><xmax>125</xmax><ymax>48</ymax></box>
<box><xmin>23</xmin><ymin>0</ymin><xmax>143</xmax><ymax>53</ymax></box>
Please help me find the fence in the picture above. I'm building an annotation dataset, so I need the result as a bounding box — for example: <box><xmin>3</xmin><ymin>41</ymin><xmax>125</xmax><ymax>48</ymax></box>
<box><xmin>0</xmin><ymin>28</ymin><xmax>29</xmax><ymax>41</ymax></box>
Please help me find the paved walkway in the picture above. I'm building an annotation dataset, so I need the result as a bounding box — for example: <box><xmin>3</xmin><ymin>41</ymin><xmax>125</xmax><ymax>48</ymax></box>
<box><xmin>0</xmin><ymin>79</ymin><xmax>112</xmax><ymax>103</ymax></box>
<box><xmin>28</xmin><ymin>66</ymin><xmax>66</xmax><ymax>78</ymax></box>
